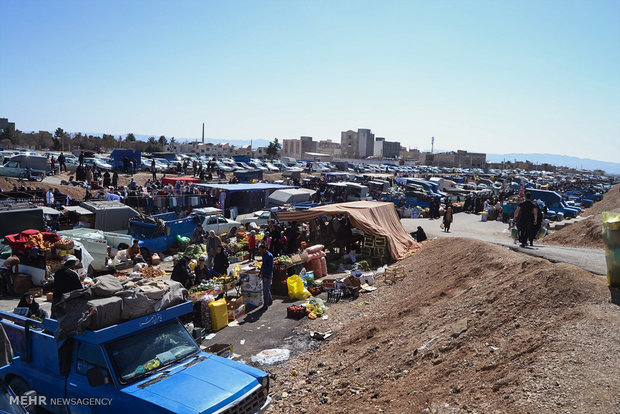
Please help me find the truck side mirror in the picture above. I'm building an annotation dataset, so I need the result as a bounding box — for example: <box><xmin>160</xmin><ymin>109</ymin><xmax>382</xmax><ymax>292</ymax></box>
<box><xmin>86</xmin><ymin>368</ymin><xmax>108</xmax><ymax>387</ymax></box>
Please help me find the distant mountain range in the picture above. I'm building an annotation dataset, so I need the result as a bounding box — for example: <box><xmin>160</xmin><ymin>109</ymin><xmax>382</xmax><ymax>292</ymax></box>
<box><xmin>485</xmin><ymin>153</ymin><xmax>620</xmax><ymax>175</ymax></box>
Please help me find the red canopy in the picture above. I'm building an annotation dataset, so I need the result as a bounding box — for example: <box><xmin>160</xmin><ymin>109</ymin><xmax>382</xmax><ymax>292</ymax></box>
<box><xmin>161</xmin><ymin>176</ymin><xmax>201</xmax><ymax>186</ymax></box>
<box><xmin>4</xmin><ymin>230</ymin><xmax>61</xmax><ymax>252</ymax></box>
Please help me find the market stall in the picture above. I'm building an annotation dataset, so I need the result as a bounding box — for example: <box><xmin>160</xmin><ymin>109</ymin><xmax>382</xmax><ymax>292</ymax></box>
<box><xmin>161</xmin><ymin>176</ymin><xmax>201</xmax><ymax>186</ymax></box>
<box><xmin>276</xmin><ymin>201</ymin><xmax>420</xmax><ymax>260</ymax></box>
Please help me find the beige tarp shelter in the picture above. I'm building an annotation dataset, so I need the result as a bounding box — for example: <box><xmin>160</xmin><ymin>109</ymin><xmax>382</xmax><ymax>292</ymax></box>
<box><xmin>276</xmin><ymin>201</ymin><xmax>420</xmax><ymax>260</ymax></box>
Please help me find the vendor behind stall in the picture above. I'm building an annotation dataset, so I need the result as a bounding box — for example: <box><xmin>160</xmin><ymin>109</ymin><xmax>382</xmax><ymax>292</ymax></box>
<box><xmin>127</xmin><ymin>240</ymin><xmax>146</xmax><ymax>264</ymax></box>
<box><xmin>213</xmin><ymin>246</ymin><xmax>229</xmax><ymax>276</ymax></box>
<box><xmin>16</xmin><ymin>293</ymin><xmax>48</xmax><ymax>319</ymax></box>
<box><xmin>171</xmin><ymin>256</ymin><xmax>193</xmax><ymax>289</ymax></box>
<box><xmin>51</xmin><ymin>255</ymin><xmax>83</xmax><ymax>318</ymax></box>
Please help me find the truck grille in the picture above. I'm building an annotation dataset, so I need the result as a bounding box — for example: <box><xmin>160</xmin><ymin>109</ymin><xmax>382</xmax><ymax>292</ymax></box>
<box><xmin>219</xmin><ymin>384</ymin><xmax>268</xmax><ymax>414</ymax></box>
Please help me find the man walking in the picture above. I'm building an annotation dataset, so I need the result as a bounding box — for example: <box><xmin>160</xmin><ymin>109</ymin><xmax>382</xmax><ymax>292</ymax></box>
<box><xmin>259</xmin><ymin>244</ymin><xmax>273</xmax><ymax>310</ymax></box>
<box><xmin>58</xmin><ymin>152</ymin><xmax>66</xmax><ymax>172</ymax></box>
<box><xmin>514</xmin><ymin>192</ymin><xmax>537</xmax><ymax>248</ymax></box>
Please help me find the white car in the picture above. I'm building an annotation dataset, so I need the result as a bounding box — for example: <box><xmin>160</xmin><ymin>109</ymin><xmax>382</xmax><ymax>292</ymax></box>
<box><xmin>192</xmin><ymin>208</ymin><xmax>241</xmax><ymax>235</ymax></box>
<box><xmin>202</xmin><ymin>216</ymin><xmax>241</xmax><ymax>235</ymax></box>
<box><xmin>264</xmin><ymin>162</ymin><xmax>280</xmax><ymax>172</ymax></box>
<box><xmin>237</xmin><ymin>210</ymin><xmax>272</xmax><ymax>228</ymax></box>
<box><xmin>84</xmin><ymin>157</ymin><xmax>113</xmax><ymax>170</ymax></box>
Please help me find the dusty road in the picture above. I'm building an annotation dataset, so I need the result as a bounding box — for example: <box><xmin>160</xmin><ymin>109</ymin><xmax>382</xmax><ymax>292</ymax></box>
<box><xmin>401</xmin><ymin>213</ymin><xmax>607</xmax><ymax>275</ymax></box>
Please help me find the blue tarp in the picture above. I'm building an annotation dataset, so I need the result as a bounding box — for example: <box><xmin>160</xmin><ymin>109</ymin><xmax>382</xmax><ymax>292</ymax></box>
<box><xmin>196</xmin><ymin>183</ymin><xmax>294</xmax><ymax>193</ymax></box>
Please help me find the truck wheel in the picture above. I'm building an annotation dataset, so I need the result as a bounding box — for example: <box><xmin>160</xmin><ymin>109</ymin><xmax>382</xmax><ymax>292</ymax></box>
<box><xmin>140</xmin><ymin>247</ymin><xmax>151</xmax><ymax>263</ymax></box>
<box><xmin>8</xmin><ymin>377</ymin><xmax>41</xmax><ymax>413</ymax></box>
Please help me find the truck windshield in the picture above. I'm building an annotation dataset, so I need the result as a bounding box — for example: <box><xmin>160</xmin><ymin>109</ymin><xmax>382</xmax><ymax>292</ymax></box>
<box><xmin>106</xmin><ymin>321</ymin><xmax>199</xmax><ymax>383</ymax></box>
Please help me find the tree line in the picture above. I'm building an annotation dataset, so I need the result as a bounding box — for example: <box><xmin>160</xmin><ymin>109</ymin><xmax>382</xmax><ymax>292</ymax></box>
<box><xmin>0</xmin><ymin>124</ymin><xmax>174</xmax><ymax>153</ymax></box>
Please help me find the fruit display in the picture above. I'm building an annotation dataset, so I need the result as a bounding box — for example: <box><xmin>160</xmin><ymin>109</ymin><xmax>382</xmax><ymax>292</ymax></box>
<box><xmin>184</xmin><ymin>244</ymin><xmax>207</xmax><ymax>260</ymax></box>
<box><xmin>140</xmin><ymin>267</ymin><xmax>165</xmax><ymax>279</ymax></box>
<box><xmin>26</xmin><ymin>233</ymin><xmax>54</xmax><ymax>250</ymax></box>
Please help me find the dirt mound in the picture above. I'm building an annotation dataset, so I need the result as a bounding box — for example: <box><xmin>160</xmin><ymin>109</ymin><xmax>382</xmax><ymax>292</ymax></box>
<box><xmin>0</xmin><ymin>176</ymin><xmax>86</xmax><ymax>201</ymax></box>
<box><xmin>545</xmin><ymin>184</ymin><xmax>620</xmax><ymax>249</ymax></box>
<box><xmin>266</xmin><ymin>238</ymin><xmax>619</xmax><ymax>413</ymax></box>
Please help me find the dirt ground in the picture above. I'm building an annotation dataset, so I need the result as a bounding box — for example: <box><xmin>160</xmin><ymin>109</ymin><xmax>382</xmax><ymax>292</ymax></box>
<box><xmin>0</xmin><ymin>176</ymin><xmax>87</xmax><ymax>201</ymax></box>
<box><xmin>545</xmin><ymin>183</ymin><xmax>620</xmax><ymax>249</ymax></box>
<box><xmin>265</xmin><ymin>238</ymin><xmax>619</xmax><ymax>413</ymax></box>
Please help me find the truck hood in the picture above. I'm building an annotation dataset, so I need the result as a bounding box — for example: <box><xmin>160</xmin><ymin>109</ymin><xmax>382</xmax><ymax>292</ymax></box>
<box><xmin>122</xmin><ymin>354</ymin><xmax>262</xmax><ymax>414</ymax></box>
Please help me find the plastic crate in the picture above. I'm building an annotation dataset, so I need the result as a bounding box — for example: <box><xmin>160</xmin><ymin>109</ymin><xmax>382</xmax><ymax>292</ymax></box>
<box><xmin>363</xmin><ymin>237</ymin><xmax>375</xmax><ymax>248</ymax></box>
<box><xmin>374</xmin><ymin>237</ymin><xmax>387</xmax><ymax>247</ymax></box>
<box><xmin>373</xmin><ymin>247</ymin><xmax>386</xmax><ymax>258</ymax></box>
<box><xmin>361</xmin><ymin>247</ymin><xmax>373</xmax><ymax>257</ymax></box>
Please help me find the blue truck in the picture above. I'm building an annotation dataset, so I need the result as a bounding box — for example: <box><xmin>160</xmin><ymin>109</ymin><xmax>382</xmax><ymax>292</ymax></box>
<box><xmin>110</xmin><ymin>149</ymin><xmax>141</xmax><ymax>171</ymax></box>
<box><xmin>528</xmin><ymin>189</ymin><xmax>581</xmax><ymax>219</ymax></box>
<box><xmin>0</xmin><ymin>302</ymin><xmax>271</xmax><ymax>414</ymax></box>
<box><xmin>128</xmin><ymin>212</ymin><xmax>198</xmax><ymax>258</ymax></box>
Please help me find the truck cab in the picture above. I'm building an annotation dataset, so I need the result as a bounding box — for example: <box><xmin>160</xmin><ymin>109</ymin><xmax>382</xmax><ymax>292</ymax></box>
<box><xmin>0</xmin><ymin>302</ymin><xmax>271</xmax><ymax>414</ymax></box>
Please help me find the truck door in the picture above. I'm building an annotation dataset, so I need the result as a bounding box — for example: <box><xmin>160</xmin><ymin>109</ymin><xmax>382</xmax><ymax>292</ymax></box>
<box><xmin>66</xmin><ymin>342</ymin><xmax>118</xmax><ymax>413</ymax></box>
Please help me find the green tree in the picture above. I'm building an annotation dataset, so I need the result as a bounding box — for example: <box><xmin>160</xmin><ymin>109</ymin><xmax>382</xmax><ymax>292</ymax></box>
<box><xmin>266</xmin><ymin>138</ymin><xmax>281</xmax><ymax>159</ymax></box>
<box><xmin>125</xmin><ymin>133</ymin><xmax>136</xmax><ymax>142</ymax></box>
<box><xmin>145</xmin><ymin>137</ymin><xmax>160</xmax><ymax>153</ymax></box>
<box><xmin>0</xmin><ymin>124</ymin><xmax>18</xmax><ymax>144</ymax></box>
<box><xmin>158</xmin><ymin>135</ymin><xmax>167</xmax><ymax>150</ymax></box>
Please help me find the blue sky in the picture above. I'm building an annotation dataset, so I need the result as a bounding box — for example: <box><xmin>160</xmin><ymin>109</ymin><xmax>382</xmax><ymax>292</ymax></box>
<box><xmin>1</xmin><ymin>0</ymin><xmax>619</xmax><ymax>162</ymax></box>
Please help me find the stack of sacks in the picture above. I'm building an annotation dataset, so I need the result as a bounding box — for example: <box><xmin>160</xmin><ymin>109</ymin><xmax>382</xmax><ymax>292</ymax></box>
<box><xmin>304</xmin><ymin>244</ymin><xmax>327</xmax><ymax>278</ymax></box>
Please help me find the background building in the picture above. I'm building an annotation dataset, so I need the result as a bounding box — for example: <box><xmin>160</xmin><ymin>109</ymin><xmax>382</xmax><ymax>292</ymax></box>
<box><xmin>357</xmin><ymin>128</ymin><xmax>375</xmax><ymax>158</ymax></box>
<box><xmin>341</xmin><ymin>130</ymin><xmax>358</xmax><ymax>158</ymax></box>
<box><xmin>382</xmin><ymin>140</ymin><xmax>401</xmax><ymax>158</ymax></box>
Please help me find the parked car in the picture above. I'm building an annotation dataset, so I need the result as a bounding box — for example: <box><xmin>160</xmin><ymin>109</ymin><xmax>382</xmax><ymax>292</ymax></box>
<box><xmin>237</xmin><ymin>210</ymin><xmax>272</xmax><ymax>228</ymax></box>
<box><xmin>83</xmin><ymin>157</ymin><xmax>113</xmax><ymax>170</ymax></box>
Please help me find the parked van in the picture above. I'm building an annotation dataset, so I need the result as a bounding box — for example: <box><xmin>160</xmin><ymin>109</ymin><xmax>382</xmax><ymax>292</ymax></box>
<box><xmin>0</xmin><ymin>155</ymin><xmax>48</xmax><ymax>180</ymax></box>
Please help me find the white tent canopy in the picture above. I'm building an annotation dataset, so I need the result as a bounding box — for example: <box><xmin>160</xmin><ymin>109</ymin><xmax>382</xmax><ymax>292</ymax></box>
<box><xmin>268</xmin><ymin>188</ymin><xmax>316</xmax><ymax>206</ymax></box>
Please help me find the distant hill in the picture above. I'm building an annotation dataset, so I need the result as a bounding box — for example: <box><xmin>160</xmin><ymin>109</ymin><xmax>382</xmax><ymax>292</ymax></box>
<box><xmin>486</xmin><ymin>153</ymin><xmax>620</xmax><ymax>175</ymax></box>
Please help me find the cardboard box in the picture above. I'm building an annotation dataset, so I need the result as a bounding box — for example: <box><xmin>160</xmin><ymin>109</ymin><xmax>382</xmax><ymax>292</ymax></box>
<box><xmin>204</xmin><ymin>343</ymin><xmax>233</xmax><ymax>358</ymax></box>
<box><xmin>229</xmin><ymin>304</ymin><xmax>245</xmax><ymax>320</ymax></box>
<box><xmin>243</xmin><ymin>290</ymin><xmax>264</xmax><ymax>307</ymax></box>
<box><xmin>226</xmin><ymin>296</ymin><xmax>245</xmax><ymax>320</ymax></box>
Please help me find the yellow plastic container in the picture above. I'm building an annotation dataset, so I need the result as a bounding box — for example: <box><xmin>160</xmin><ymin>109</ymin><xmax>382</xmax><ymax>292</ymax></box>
<box><xmin>209</xmin><ymin>298</ymin><xmax>229</xmax><ymax>331</ymax></box>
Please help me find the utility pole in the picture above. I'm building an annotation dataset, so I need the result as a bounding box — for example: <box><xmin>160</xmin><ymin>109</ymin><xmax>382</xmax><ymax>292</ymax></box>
<box><xmin>202</xmin><ymin>122</ymin><xmax>204</xmax><ymax>144</ymax></box>
<box><xmin>431</xmin><ymin>136</ymin><xmax>434</xmax><ymax>153</ymax></box>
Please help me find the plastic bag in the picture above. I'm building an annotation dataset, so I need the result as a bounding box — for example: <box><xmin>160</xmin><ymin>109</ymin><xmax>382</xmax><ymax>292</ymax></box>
<box><xmin>250</xmin><ymin>348</ymin><xmax>290</xmax><ymax>365</ymax></box>
<box><xmin>602</xmin><ymin>212</ymin><xmax>620</xmax><ymax>287</ymax></box>
<box><xmin>176</xmin><ymin>235</ymin><xmax>190</xmax><ymax>243</ymax></box>
<box><xmin>287</xmin><ymin>275</ymin><xmax>311</xmax><ymax>300</ymax></box>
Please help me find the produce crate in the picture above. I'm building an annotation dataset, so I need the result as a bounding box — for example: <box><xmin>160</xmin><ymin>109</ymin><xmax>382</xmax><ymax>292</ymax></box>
<box><xmin>363</xmin><ymin>237</ymin><xmax>375</xmax><ymax>248</ymax></box>
<box><xmin>361</xmin><ymin>247</ymin><xmax>373</xmax><ymax>257</ymax></box>
<box><xmin>286</xmin><ymin>305</ymin><xmax>307</xmax><ymax>320</ymax></box>
<box><xmin>321</xmin><ymin>278</ymin><xmax>338</xmax><ymax>290</ymax></box>
<box><xmin>373</xmin><ymin>247</ymin><xmax>387</xmax><ymax>258</ymax></box>
<box><xmin>374</xmin><ymin>237</ymin><xmax>387</xmax><ymax>247</ymax></box>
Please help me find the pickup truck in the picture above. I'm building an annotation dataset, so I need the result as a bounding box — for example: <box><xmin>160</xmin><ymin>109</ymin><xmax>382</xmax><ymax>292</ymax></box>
<box><xmin>129</xmin><ymin>212</ymin><xmax>198</xmax><ymax>259</ymax></box>
<box><xmin>0</xmin><ymin>302</ymin><xmax>271</xmax><ymax>414</ymax></box>
<box><xmin>57</xmin><ymin>229</ymin><xmax>133</xmax><ymax>274</ymax></box>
